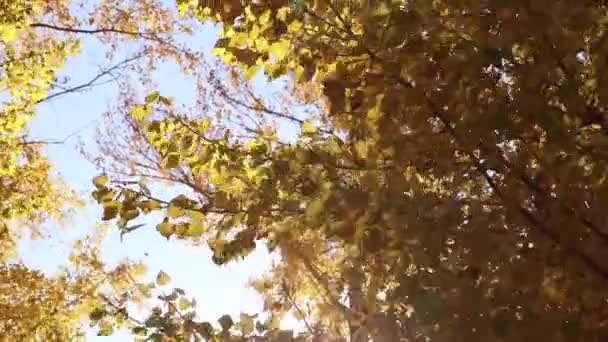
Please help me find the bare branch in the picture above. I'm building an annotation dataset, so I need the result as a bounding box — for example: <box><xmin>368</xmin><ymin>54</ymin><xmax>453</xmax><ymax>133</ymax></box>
<box><xmin>29</xmin><ymin>22</ymin><xmax>193</xmax><ymax>56</ymax></box>
<box><xmin>30</xmin><ymin>22</ymin><xmax>149</xmax><ymax>38</ymax></box>
<box><xmin>281</xmin><ymin>280</ymin><xmax>316</xmax><ymax>336</ymax></box>
<box><xmin>35</xmin><ymin>54</ymin><xmax>142</xmax><ymax>104</ymax></box>
<box><xmin>20</xmin><ymin>119</ymin><xmax>97</xmax><ymax>146</ymax></box>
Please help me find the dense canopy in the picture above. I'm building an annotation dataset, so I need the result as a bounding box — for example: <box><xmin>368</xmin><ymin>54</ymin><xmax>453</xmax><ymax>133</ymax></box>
<box><xmin>2</xmin><ymin>0</ymin><xmax>608</xmax><ymax>341</ymax></box>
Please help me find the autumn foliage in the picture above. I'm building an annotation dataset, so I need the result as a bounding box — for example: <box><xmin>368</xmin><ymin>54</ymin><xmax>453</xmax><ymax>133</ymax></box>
<box><xmin>3</xmin><ymin>0</ymin><xmax>608</xmax><ymax>341</ymax></box>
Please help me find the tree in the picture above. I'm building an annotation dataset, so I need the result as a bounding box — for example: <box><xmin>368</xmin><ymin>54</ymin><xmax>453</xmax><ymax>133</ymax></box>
<box><xmin>0</xmin><ymin>0</ymin><xmax>200</xmax><ymax>258</ymax></box>
<box><xmin>92</xmin><ymin>0</ymin><xmax>608</xmax><ymax>340</ymax></box>
<box><xmin>0</xmin><ymin>224</ymin><xmax>154</xmax><ymax>340</ymax></box>
<box><xmin>1</xmin><ymin>0</ymin><xmax>79</xmax><ymax>260</ymax></box>
<box><xmin>1</xmin><ymin>0</ymin><xmax>202</xmax><ymax>339</ymax></box>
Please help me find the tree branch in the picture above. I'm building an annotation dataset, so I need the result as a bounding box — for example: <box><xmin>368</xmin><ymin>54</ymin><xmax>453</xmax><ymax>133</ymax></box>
<box><xmin>29</xmin><ymin>22</ymin><xmax>192</xmax><ymax>55</ymax></box>
<box><xmin>20</xmin><ymin>119</ymin><xmax>97</xmax><ymax>146</ymax></box>
<box><xmin>30</xmin><ymin>22</ymin><xmax>148</xmax><ymax>37</ymax></box>
<box><xmin>35</xmin><ymin>54</ymin><xmax>142</xmax><ymax>104</ymax></box>
<box><xmin>280</xmin><ymin>280</ymin><xmax>316</xmax><ymax>336</ymax></box>
<box><xmin>291</xmin><ymin>248</ymin><xmax>351</xmax><ymax>322</ymax></box>
<box><xmin>421</xmin><ymin>86</ymin><xmax>608</xmax><ymax>279</ymax></box>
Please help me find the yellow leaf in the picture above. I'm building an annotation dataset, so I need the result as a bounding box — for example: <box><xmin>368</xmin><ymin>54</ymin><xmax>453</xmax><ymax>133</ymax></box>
<box><xmin>355</xmin><ymin>141</ymin><xmax>368</xmax><ymax>158</ymax></box>
<box><xmin>277</xmin><ymin>7</ymin><xmax>289</xmax><ymax>21</ymax></box>
<box><xmin>230</xmin><ymin>32</ymin><xmax>249</xmax><ymax>48</ymax></box>
<box><xmin>156</xmin><ymin>271</ymin><xmax>171</xmax><ymax>286</ymax></box>
<box><xmin>130</xmin><ymin>105</ymin><xmax>150</xmax><ymax>121</ymax></box>
<box><xmin>188</xmin><ymin>214</ymin><xmax>205</xmax><ymax>236</ymax></box>
<box><xmin>158</xmin><ymin>95</ymin><xmax>173</xmax><ymax>106</ymax></box>
<box><xmin>212</xmin><ymin>47</ymin><xmax>226</xmax><ymax>56</ymax></box>
<box><xmin>270</xmin><ymin>40</ymin><xmax>289</xmax><ymax>60</ymax></box>
<box><xmin>145</xmin><ymin>91</ymin><xmax>160</xmax><ymax>103</ymax></box>
<box><xmin>0</xmin><ymin>25</ymin><xmax>17</xmax><ymax>42</ymax></box>
<box><xmin>373</xmin><ymin>2</ymin><xmax>391</xmax><ymax>16</ymax></box>
<box><xmin>325</xmin><ymin>137</ymin><xmax>341</xmax><ymax>154</ymax></box>
<box><xmin>156</xmin><ymin>221</ymin><xmax>175</xmax><ymax>239</ymax></box>
<box><xmin>167</xmin><ymin>204</ymin><xmax>185</xmax><ymax>218</ymax></box>
<box><xmin>165</xmin><ymin>153</ymin><xmax>181</xmax><ymax>169</ymax></box>
<box><xmin>245</xmin><ymin>6</ymin><xmax>256</xmax><ymax>22</ymax></box>
<box><xmin>294</xmin><ymin>65</ymin><xmax>305</xmax><ymax>81</ymax></box>
<box><xmin>139</xmin><ymin>200</ymin><xmax>161</xmax><ymax>212</ymax></box>
<box><xmin>179</xmin><ymin>297</ymin><xmax>192</xmax><ymax>310</ymax></box>
<box><xmin>306</xmin><ymin>198</ymin><xmax>323</xmax><ymax>218</ymax></box>
<box><xmin>240</xmin><ymin>313</ymin><xmax>254</xmax><ymax>334</ymax></box>
<box><xmin>93</xmin><ymin>175</ymin><xmax>108</xmax><ymax>188</ymax></box>
<box><xmin>200</xmin><ymin>117</ymin><xmax>211</xmax><ymax>133</ymax></box>
<box><xmin>367</xmin><ymin>94</ymin><xmax>384</xmax><ymax>121</ymax></box>
<box><xmin>301</xmin><ymin>121</ymin><xmax>317</xmax><ymax>135</ymax></box>
<box><xmin>255</xmin><ymin>37</ymin><xmax>269</xmax><ymax>51</ymax></box>
<box><xmin>259</xmin><ymin>9</ymin><xmax>271</xmax><ymax>26</ymax></box>
<box><xmin>288</xmin><ymin>20</ymin><xmax>303</xmax><ymax>33</ymax></box>
<box><xmin>244</xmin><ymin>65</ymin><xmax>259</xmax><ymax>80</ymax></box>
<box><xmin>130</xmin><ymin>263</ymin><xmax>147</xmax><ymax>277</ymax></box>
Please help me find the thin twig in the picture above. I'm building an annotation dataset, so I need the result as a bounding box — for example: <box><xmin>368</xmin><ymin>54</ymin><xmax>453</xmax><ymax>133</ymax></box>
<box><xmin>98</xmin><ymin>294</ymin><xmax>145</xmax><ymax>326</ymax></box>
<box><xmin>36</xmin><ymin>54</ymin><xmax>142</xmax><ymax>104</ymax></box>
<box><xmin>20</xmin><ymin>119</ymin><xmax>97</xmax><ymax>146</ymax></box>
<box><xmin>280</xmin><ymin>280</ymin><xmax>316</xmax><ymax>336</ymax></box>
<box><xmin>292</xmin><ymin>248</ymin><xmax>350</xmax><ymax>319</ymax></box>
<box><xmin>30</xmin><ymin>22</ymin><xmax>193</xmax><ymax>55</ymax></box>
<box><xmin>31</xmin><ymin>22</ymin><xmax>149</xmax><ymax>37</ymax></box>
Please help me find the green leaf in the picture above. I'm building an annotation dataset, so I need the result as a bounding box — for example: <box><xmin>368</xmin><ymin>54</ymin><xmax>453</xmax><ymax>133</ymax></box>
<box><xmin>93</xmin><ymin>175</ymin><xmax>108</xmax><ymax>188</ymax></box>
<box><xmin>156</xmin><ymin>270</ymin><xmax>171</xmax><ymax>286</ymax></box>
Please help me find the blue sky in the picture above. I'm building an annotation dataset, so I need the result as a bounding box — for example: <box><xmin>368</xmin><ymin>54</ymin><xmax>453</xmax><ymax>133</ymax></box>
<box><xmin>19</xmin><ymin>8</ymin><xmax>289</xmax><ymax>340</ymax></box>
